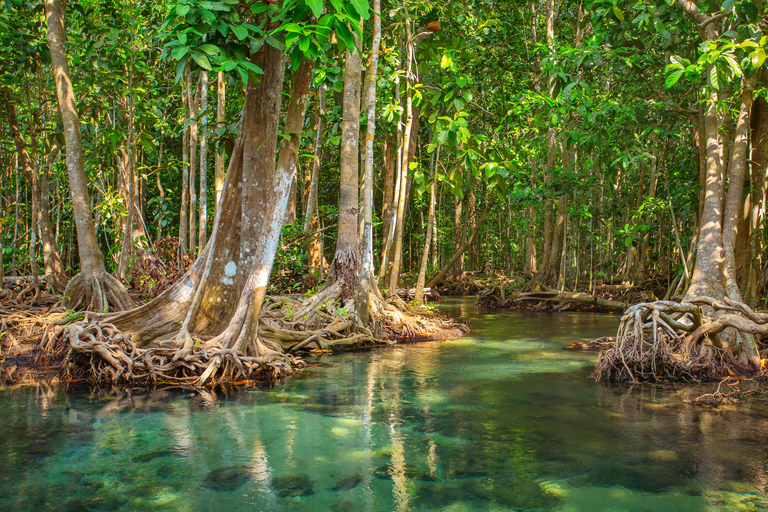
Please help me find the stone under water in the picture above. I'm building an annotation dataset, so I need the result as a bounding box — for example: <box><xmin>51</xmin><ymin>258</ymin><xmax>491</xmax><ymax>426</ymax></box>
<box><xmin>202</xmin><ymin>466</ymin><xmax>250</xmax><ymax>492</ymax></box>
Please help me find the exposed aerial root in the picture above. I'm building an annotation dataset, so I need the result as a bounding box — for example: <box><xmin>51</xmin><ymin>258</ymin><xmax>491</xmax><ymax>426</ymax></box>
<box><xmin>592</xmin><ymin>298</ymin><xmax>768</xmax><ymax>382</ymax></box>
<box><xmin>0</xmin><ymin>302</ymin><xmax>69</xmax><ymax>366</ymax></box>
<box><xmin>61</xmin><ymin>271</ymin><xmax>133</xmax><ymax>312</ymax></box>
<box><xmin>36</xmin><ymin>280</ymin><xmax>466</xmax><ymax>387</ymax></box>
<box><xmin>60</xmin><ymin>317</ymin><xmax>305</xmax><ymax>386</ymax></box>
<box><xmin>2</xmin><ymin>276</ymin><xmax>61</xmax><ymax>306</ymax></box>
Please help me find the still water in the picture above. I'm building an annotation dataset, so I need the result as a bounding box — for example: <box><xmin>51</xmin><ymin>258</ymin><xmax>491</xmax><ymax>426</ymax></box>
<box><xmin>2</xmin><ymin>298</ymin><xmax>768</xmax><ymax>511</ymax></box>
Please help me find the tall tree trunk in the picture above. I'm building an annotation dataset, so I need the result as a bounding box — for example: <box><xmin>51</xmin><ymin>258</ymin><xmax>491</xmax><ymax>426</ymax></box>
<box><xmin>451</xmin><ymin>193</ymin><xmax>463</xmax><ymax>278</ymax></box>
<box><xmin>360</xmin><ymin>0</ymin><xmax>382</xmax><ymax>277</ymax></box>
<box><xmin>187</xmin><ymin>68</ymin><xmax>198</xmax><ymax>257</ymax></box>
<box><xmin>332</xmin><ymin>43</ymin><xmax>363</xmax><ymax>300</ymax></box>
<box><xmin>277</xmin><ymin>58</ymin><xmax>314</xmax><ymax>226</ymax></box>
<box><xmin>386</xmin><ymin>33</ymin><xmax>413</xmax><ymax>295</ymax></box>
<box><xmin>415</xmin><ymin>147</ymin><xmax>439</xmax><ymax>304</ymax></box>
<box><xmin>45</xmin><ymin>0</ymin><xmax>131</xmax><ymax>311</ymax></box>
<box><xmin>214</xmin><ymin>71</ymin><xmax>226</xmax><ymax>211</ymax></box>
<box><xmin>199</xmin><ymin>69</ymin><xmax>209</xmax><ymax>249</ymax></box>
<box><xmin>304</xmin><ymin>85</ymin><xmax>325</xmax><ymax>276</ymax></box>
<box><xmin>96</xmin><ymin>40</ymin><xmax>290</xmax><ymax>378</ymax></box>
<box><xmin>117</xmin><ymin>144</ymin><xmax>134</xmax><ymax>281</ymax></box>
<box><xmin>746</xmin><ymin>92</ymin><xmax>768</xmax><ymax>305</ymax></box>
<box><xmin>722</xmin><ymin>78</ymin><xmax>754</xmax><ymax>300</ymax></box>
<box><xmin>381</xmin><ymin>135</ymin><xmax>396</xmax><ymax>253</ymax></box>
<box><xmin>180</xmin><ymin>73</ymin><xmax>189</xmax><ymax>261</ymax></box>
<box><xmin>281</xmin><ymin>59</ymin><xmax>315</xmax><ymax>226</ymax></box>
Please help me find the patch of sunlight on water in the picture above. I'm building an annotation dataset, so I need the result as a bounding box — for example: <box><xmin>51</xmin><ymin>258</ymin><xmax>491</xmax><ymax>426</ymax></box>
<box><xmin>2</xmin><ymin>297</ymin><xmax>768</xmax><ymax>511</ymax></box>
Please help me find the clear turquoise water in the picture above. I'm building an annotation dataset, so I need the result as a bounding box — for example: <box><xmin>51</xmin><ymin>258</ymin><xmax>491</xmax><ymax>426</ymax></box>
<box><xmin>2</xmin><ymin>298</ymin><xmax>768</xmax><ymax>511</ymax></box>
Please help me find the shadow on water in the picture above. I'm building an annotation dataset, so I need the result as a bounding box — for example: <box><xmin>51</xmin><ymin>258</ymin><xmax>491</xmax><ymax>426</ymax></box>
<box><xmin>0</xmin><ymin>297</ymin><xmax>767</xmax><ymax>511</ymax></box>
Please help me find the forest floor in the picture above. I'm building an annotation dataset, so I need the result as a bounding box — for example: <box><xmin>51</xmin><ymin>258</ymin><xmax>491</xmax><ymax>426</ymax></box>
<box><xmin>435</xmin><ymin>271</ymin><xmax>666</xmax><ymax>312</ymax></box>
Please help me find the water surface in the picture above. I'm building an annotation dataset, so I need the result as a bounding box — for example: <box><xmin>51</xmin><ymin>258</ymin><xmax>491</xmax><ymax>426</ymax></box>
<box><xmin>2</xmin><ymin>297</ymin><xmax>768</xmax><ymax>511</ymax></box>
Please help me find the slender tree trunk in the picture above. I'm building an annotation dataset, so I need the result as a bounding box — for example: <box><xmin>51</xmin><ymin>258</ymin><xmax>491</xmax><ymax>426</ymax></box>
<box><xmin>415</xmin><ymin>147</ymin><xmax>439</xmax><ymax>304</ymax></box>
<box><xmin>180</xmin><ymin>74</ymin><xmax>189</xmax><ymax>261</ymax></box>
<box><xmin>45</xmin><ymin>0</ymin><xmax>131</xmax><ymax>311</ymax></box>
<box><xmin>303</xmin><ymin>86</ymin><xmax>325</xmax><ymax>234</ymax></box>
<box><xmin>451</xmin><ymin>193</ymin><xmax>463</xmax><ymax>278</ymax></box>
<box><xmin>277</xmin><ymin>57</ymin><xmax>314</xmax><ymax>226</ymax></box>
<box><xmin>214</xmin><ymin>71</ymin><xmax>226</xmax><ymax>211</ymax></box>
<box><xmin>381</xmin><ymin>135</ymin><xmax>396</xmax><ymax>252</ymax></box>
<box><xmin>332</xmin><ymin>43</ymin><xmax>363</xmax><ymax>300</ymax></box>
<box><xmin>746</xmin><ymin>92</ymin><xmax>768</xmax><ymax>305</ymax></box>
<box><xmin>386</xmin><ymin>23</ymin><xmax>413</xmax><ymax>295</ymax></box>
<box><xmin>281</xmin><ymin>59</ymin><xmax>315</xmax><ymax>226</ymax></box>
<box><xmin>117</xmin><ymin>145</ymin><xmax>134</xmax><ymax>281</ymax></box>
<box><xmin>360</xmin><ymin>0</ymin><xmax>382</xmax><ymax>276</ymax></box>
<box><xmin>187</xmin><ymin>68</ymin><xmax>198</xmax><ymax>256</ymax></box>
<box><xmin>722</xmin><ymin>78</ymin><xmax>754</xmax><ymax>300</ymax></box>
<box><xmin>156</xmin><ymin>140</ymin><xmax>165</xmax><ymax>240</ymax></box>
<box><xmin>304</xmin><ymin>86</ymin><xmax>325</xmax><ymax>276</ymax></box>
<box><xmin>198</xmin><ymin>69</ymin><xmax>209</xmax><ymax>249</ymax></box>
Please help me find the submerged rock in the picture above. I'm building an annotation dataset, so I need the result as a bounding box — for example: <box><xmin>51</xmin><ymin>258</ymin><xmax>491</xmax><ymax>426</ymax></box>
<box><xmin>373</xmin><ymin>464</ymin><xmax>438</xmax><ymax>481</ymax></box>
<box><xmin>132</xmin><ymin>448</ymin><xmax>174</xmax><ymax>463</ymax></box>
<box><xmin>331</xmin><ymin>474</ymin><xmax>362</xmax><ymax>491</ymax></box>
<box><xmin>273</xmin><ymin>473</ymin><xmax>315</xmax><ymax>497</ymax></box>
<box><xmin>203</xmin><ymin>465</ymin><xmax>251</xmax><ymax>492</ymax></box>
<box><xmin>330</xmin><ymin>499</ymin><xmax>359</xmax><ymax>512</ymax></box>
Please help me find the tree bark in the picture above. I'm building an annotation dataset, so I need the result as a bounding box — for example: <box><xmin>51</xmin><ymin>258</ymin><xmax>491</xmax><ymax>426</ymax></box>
<box><xmin>360</xmin><ymin>0</ymin><xmax>382</xmax><ymax>277</ymax></box>
<box><xmin>415</xmin><ymin>147</ymin><xmax>439</xmax><ymax>304</ymax></box>
<box><xmin>277</xmin><ymin>58</ymin><xmax>314</xmax><ymax>225</ymax></box>
<box><xmin>214</xmin><ymin>70</ymin><xmax>226</xmax><ymax>211</ymax></box>
<box><xmin>332</xmin><ymin>43</ymin><xmax>363</xmax><ymax>300</ymax></box>
<box><xmin>180</xmin><ymin>71</ymin><xmax>189</xmax><ymax>261</ymax></box>
<box><xmin>186</xmin><ymin>68</ymin><xmax>198</xmax><ymax>257</ymax></box>
<box><xmin>45</xmin><ymin>0</ymin><xmax>131</xmax><ymax>311</ymax></box>
<box><xmin>199</xmin><ymin>69</ymin><xmax>209</xmax><ymax>249</ymax></box>
<box><xmin>722</xmin><ymin>78</ymin><xmax>754</xmax><ymax>300</ymax></box>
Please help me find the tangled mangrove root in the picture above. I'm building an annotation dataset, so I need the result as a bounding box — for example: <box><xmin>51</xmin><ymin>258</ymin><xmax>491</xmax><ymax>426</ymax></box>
<box><xmin>61</xmin><ymin>317</ymin><xmax>304</xmax><ymax>386</ymax></box>
<box><xmin>0</xmin><ymin>302</ymin><xmax>69</xmax><ymax>363</ymax></box>
<box><xmin>2</xmin><ymin>276</ymin><xmax>62</xmax><ymax>306</ymax></box>
<box><xmin>48</xmin><ymin>284</ymin><xmax>465</xmax><ymax>387</ymax></box>
<box><xmin>592</xmin><ymin>297</ymin><xmax>768</xmax><ymax>382</ymax></box>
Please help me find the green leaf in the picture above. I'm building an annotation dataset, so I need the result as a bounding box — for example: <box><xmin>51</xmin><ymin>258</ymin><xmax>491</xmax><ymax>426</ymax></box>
<box><xmin>612</xmin><ymin>6</ymin><xmax>624</xmax><ymax>22</ymax></box>
<box><xmin>709</xmin><ymin>66</ymin><xmax>720</xmax><ymax>89</ymax></box>
<box><xmin>199</xmin><ymin>44</ymin><xmax>220</xmax><ymax>55</ymax></box>
<box><xmin>753</xmin><ymin>48</ymin><xmax>766</xmax><ymax>68</ymax></box>
<box><xmin>171</xmin><ymin>45</ymin><xmax>190</xmax><ymax>60</ymax></box>
<box><xmin>306</xmin><ymin>0</ymin><xmax>323</xmax><ymax>18</ymax></box>
<box><xmin>222</xmin><ymin>60</ymin><xmax>238</xmax><ymax>71</ymax></box>
<box><xmin>240</xmin><ymin>60</ymin><xmax>264</xmax><ymax>74</ymax></box>
<box><xmin>192</xmin><ymin>53</ymin><xmax>213</xmax><ymax>70</ymax></box>
<box><xmin>334</xmin><ymin>19</ymin><xmax>355</xmax><ymax>51</ymax></box>
<box><xmin>176</xmin><ymin>4</ymin><xmax>190</xmax><ymax>16</ymax></box>
<box><xmin>232</xmin><ymin>24</ymin><xmax>248</xmax><ymax>40</ymax></box>
<box><xmin>290</xmin><ymin>46</ymin><xmax>303</xmax><ymax>70</ymax></box>
<box><xmin>348</xmin><ymin>0</ymin><xmax>370</xmax><ymax>19</ymax></box>
<box><xmin>174</xmin><ymin>58</ymin><xmax>188</xmax><ymax>85</ymax></box>
<box><xmin>665</xmin><ymin>70</ymin><xmax>684</xmax><ymax>88</ymax></box>
<box><xmin>251</xmin><ymin>3</ymin><xmax>268</xmax><ymax>14</ymax></box>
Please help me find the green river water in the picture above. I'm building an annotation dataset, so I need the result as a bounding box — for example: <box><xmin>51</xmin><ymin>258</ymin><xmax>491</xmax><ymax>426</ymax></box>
<box><xmin>2</xmin><ymin>297</ymin><xmax>768</xmax><ymax>511</ymax></box>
